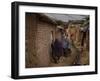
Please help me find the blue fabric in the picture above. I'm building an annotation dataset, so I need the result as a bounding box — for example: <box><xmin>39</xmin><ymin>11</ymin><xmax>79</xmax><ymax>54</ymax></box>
<box><xmin>62</xmin><ymin>38</ymin><xmax>69</xmax><ymax>49</ymax></box>
<box><xmin>53</xmin><ymin>39</ymin><xmax>63</xmax><ymax>57</ymax></box>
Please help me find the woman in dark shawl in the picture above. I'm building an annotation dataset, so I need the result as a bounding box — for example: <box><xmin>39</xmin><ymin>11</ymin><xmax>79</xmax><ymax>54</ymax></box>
<box><xmin>51</xmin><ymin>39</ymin><xmax>63</xmax><ymax>63</ymax></box>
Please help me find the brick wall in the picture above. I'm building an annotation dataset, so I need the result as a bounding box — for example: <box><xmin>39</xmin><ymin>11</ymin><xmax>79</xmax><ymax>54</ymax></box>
<box><xmin>36</xmin><ymin>21</ymin><xmax>56</xmax><ymax>67</ymax></box>
<box><xmin>25</xmin><ymin>13</ymin><xmax>56</xmax><ymax>68</ymax></box>
<box><xmin>25</xmin><ymin>13</ymin><xmax>38</xmax><ymax>68</ymax></box>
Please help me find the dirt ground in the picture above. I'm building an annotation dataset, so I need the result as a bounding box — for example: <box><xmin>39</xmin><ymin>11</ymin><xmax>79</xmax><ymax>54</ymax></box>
<box><xmin>49</xmin><ymin>42</ymin><xmax>89</xmax><ymax>67</ymax></box>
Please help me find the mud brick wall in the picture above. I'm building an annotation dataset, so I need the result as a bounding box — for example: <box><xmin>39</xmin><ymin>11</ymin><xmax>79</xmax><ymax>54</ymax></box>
<box><xmin>36</xmin><ymin>21</ymin><xmax>56</xmax><ymax>67</ymax></box>
<box><xmin>67</xmin><ymin>24</ymin><xmax>81</xmax><ymax>45</ymax></box>
<box><xmin>25</xmin><ymin>13</ymin><xmax>38</xmax><ymax>68</ymax></box>
<box><xmin>25</xmin><ymin>13</ymin><xmax>56</xmax><ymax>68</ymax></box>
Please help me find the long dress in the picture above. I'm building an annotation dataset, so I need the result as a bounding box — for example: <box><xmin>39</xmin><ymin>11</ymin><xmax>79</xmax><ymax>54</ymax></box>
<box><xmin>54</xmin><ymin>39</ymin><xmax>63</xmax><ymax>58</ymax></box>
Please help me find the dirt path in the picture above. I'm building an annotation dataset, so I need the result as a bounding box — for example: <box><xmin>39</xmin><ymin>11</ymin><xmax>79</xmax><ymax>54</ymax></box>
<box><xmin>49</xmin><ymin>42</ymin><xmax>81</xmax><ymax>67</ymax></box>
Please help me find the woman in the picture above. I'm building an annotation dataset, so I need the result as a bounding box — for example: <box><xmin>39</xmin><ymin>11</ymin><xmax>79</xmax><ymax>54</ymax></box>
<box><xmin>62</xmin><ymin>34</ymin><xmax>71</xmax><ymax>57</ymax></box>
<box><xmin>51</xmin><ymin>39</ymin><xmax>63</xmax><ymax>63</ymax></box>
